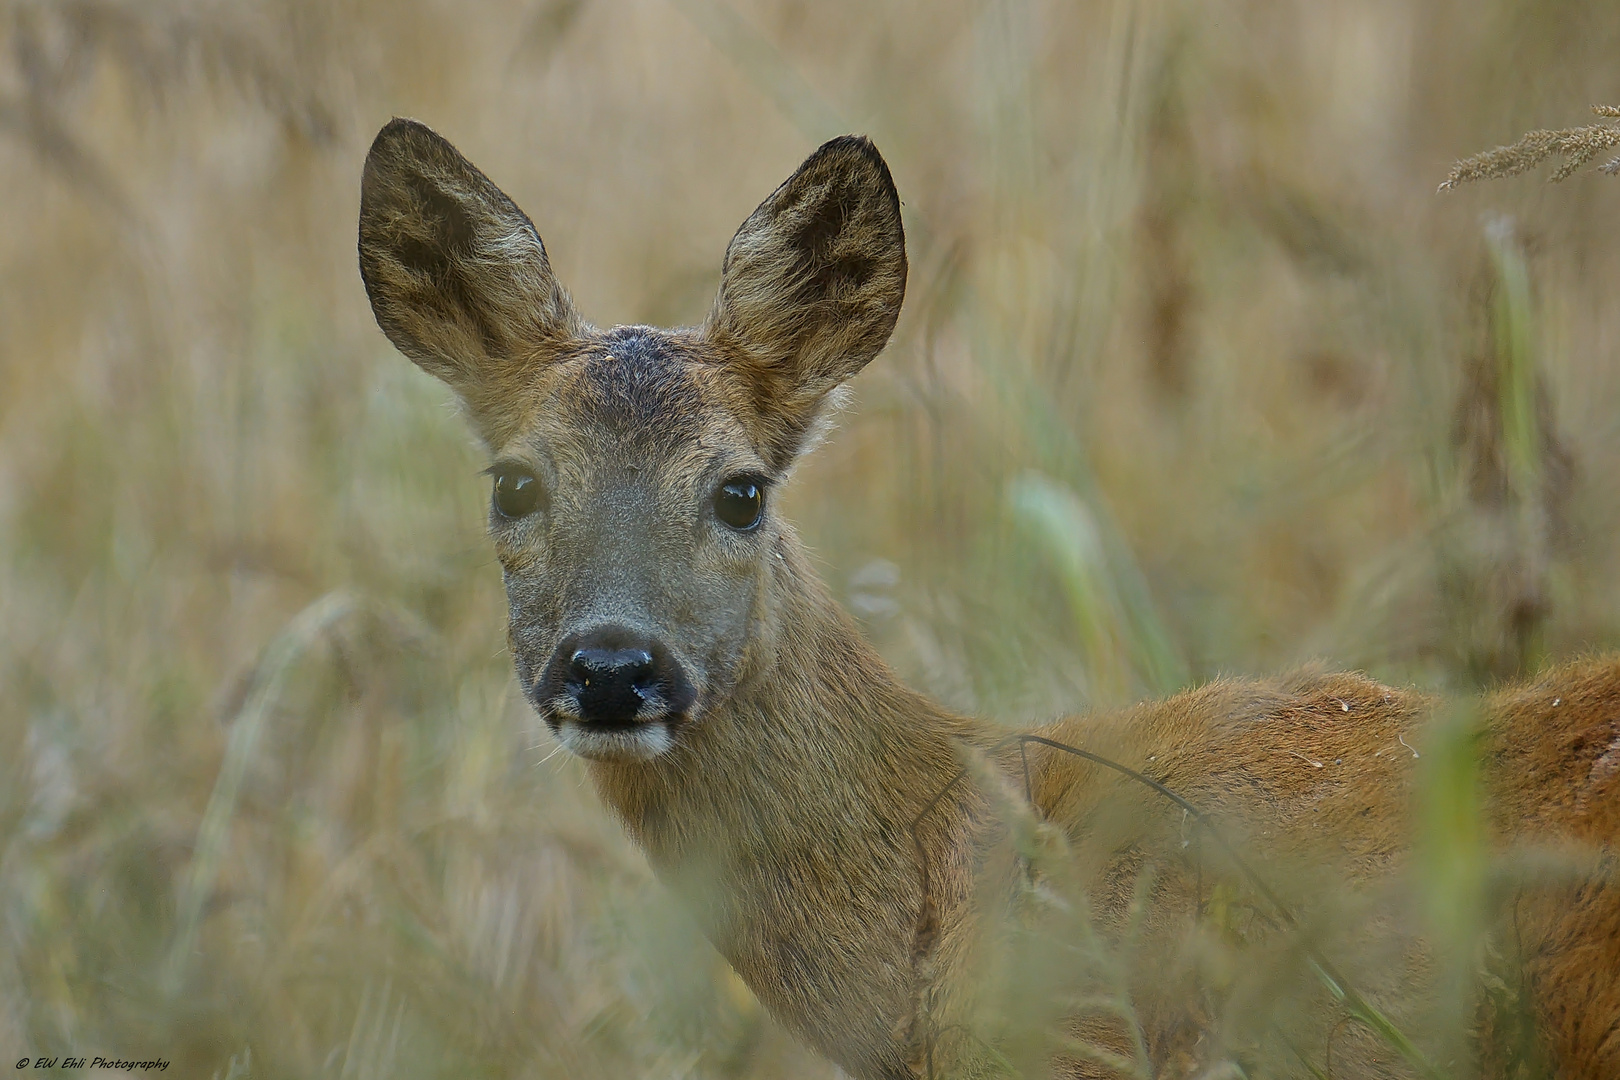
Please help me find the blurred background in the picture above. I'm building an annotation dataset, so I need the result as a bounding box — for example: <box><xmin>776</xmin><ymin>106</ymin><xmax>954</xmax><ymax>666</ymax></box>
<box><xmin>1</xmin><ymin>0</ymin><xmax>1617</xmax><ymax>1076</ymax></box>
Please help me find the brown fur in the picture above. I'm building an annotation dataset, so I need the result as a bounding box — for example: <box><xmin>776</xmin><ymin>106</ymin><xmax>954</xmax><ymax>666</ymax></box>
<box><xmin>358</xmin><ymin>120</ymin><xmax>1620</xmax><ymax>1079</ymax></box>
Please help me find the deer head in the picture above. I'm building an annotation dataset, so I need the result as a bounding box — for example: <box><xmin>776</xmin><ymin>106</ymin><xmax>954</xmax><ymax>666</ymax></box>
<box><xmin>358</xmin><ymin>119</ymin><xmax>907</xmax><ymax>765</ymax></box>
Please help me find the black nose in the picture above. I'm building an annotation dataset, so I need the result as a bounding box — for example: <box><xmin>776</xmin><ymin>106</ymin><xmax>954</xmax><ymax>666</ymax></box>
<box><xmin>569</xmin><ymin>644</ymin><xmax>655</xmax><ymax>720</ymax></box>
<box><xmin>542</xmin><ymin>626</ymin><xmax>695</xmax><ymax>726</ymax></box>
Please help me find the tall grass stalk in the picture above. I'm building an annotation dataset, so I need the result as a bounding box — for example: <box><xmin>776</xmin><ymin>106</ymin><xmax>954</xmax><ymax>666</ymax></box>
<box><xmin>163</xmin><ymin>592</ymin><xmax>361</xmax><ymax>995</ymax></box>
<box><xmin>1008</xmin><ymin>473</ymin><xmax>1186</xmax><ymax>701</ymax></box>
<box><xmin>1416</xmin><ymin>702</ymin><xmax>1489</xmax><ymax>1073</ymax></box>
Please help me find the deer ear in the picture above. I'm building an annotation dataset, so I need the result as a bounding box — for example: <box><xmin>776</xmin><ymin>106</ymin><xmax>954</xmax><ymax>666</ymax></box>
<box><xmin>359</xmin><ymin>118</ymin><xmax>583</xmax><ymax>445</ymax></box>
<box><xmin>705</xmin><ymin>135</ymin><xmax>907</xmax><ymax>471</ymax></box>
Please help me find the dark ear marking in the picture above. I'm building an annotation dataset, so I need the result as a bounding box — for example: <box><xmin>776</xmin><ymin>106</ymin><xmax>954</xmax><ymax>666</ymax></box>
<box><xmin>395</xmin><ymin>171</ymin><xmax>476</xmax><ymax>275</ymax></box>
<box><xmin>791</xmin><ymin>190</ymin><xmax>850</xmax><ymax>255</ymax></box>
<box><xmin>358</xmin><ymin>118</ymin><xmax>584</xmax><ymax>446</ymax></box>
<box><xmin>706</xmin><ymin>134</ymin><xmax>908</xmax><ymax>471</ymax></box>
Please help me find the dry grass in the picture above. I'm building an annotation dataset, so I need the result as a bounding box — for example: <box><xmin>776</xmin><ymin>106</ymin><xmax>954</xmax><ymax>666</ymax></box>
<box><xmin>2</xmin><ymin>0</ymin><xmax>1619</xmax><ymax>1077</ymax></box>
<box><xmin>1440</xmin><ymin>106</ymin><xmax>1620</xmax><ymax>189</ymax></box>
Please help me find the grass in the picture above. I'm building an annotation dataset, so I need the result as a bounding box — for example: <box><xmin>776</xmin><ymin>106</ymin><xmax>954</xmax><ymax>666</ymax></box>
<box><xmin>2</xmin><ymin>0</ymin><xmax>1619</xmax><ymax>1076</ymax></box>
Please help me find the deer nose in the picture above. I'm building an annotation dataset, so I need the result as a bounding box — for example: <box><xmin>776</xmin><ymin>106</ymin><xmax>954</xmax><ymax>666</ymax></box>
<box><xmin>569</xmin><ymin>645</ymin><xmax>656</xmax><ymax>721</ymax></box>
<box><xmin>546</xmin><ymin>626</ymin><xmax>696</xmax><ymax>725</ymax></box>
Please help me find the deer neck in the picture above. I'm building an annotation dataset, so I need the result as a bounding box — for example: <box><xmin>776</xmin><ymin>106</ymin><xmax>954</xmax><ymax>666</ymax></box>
<box><xmin>583</xmin><ymin>531</ymin><xmax>995</xmax><ymax>1074</ymax></box>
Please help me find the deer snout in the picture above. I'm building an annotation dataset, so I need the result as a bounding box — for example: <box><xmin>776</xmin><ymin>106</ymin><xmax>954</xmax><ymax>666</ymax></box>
<box><xmin>541</xmin><ymin>626</ymin><xmax>696</xmax><ymax>727</ymax></box>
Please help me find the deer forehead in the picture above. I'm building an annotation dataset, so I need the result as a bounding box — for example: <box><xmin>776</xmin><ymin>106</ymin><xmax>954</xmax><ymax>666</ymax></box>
<box><xmin>507</xmin><ymin>327</ymin><xmax>766</xmax><ymax>483</ymax></box>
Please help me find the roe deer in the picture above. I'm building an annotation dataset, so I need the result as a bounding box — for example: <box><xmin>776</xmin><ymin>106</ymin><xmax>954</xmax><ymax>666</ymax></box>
<box><xmin>358</xmin><ymin>119</ymin><xmax>1620</xmax><ymax>1079</ymax></box>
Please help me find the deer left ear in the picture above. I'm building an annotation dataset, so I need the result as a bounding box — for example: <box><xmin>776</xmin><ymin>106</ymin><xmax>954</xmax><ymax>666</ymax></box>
<box><xmin>705</xmin><ymin>135</ymin><xmax>907</xmax><ymax>471</ymax></box>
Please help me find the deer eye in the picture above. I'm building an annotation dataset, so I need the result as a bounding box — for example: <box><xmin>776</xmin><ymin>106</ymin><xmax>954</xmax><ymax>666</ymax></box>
<box><xmin>713</xmin><ymin>476</ymin><xmax>765</xmax><ymax>531</ymax></box>
<box><xmin>492</xmin><ymin>469</ymin><xmax>545</xmax><ymax>519</ymax></box>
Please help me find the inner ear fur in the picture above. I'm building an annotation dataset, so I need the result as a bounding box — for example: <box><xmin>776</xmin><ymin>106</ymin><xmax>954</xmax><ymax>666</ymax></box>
<box><xmin>705</xmin><ymin>135</ymin><xmax>907</xmax><ymax>472</ymax></box>
<box><xmin>359</xmin><ymin>118</ymin><xmax>583</xmax><ymax>446</ymax></box>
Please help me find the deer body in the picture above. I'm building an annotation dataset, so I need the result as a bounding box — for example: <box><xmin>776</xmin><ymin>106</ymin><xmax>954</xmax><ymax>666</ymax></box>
<box><xmin>1019</xmin><ymin>662</ymin><xmax>1620</xmax><ymax>1079</ymax></box>
<box><xmin>358</xmin><ymin>120</ymin><xmax>1620</xmax><ymax>1079</ymax></box>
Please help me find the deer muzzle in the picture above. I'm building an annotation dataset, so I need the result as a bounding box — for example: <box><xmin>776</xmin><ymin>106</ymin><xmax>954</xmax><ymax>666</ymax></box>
<box><xmin>533</xmin><ymin>625</ymin><xmax>697</xmax><ymax>760</ymax></box>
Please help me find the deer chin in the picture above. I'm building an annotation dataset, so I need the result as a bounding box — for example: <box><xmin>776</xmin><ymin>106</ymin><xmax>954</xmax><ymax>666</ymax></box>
<box><xmin>554</xmin><ymin>717</ymin><xmax>677</xmax><ymax>763</ymax></box>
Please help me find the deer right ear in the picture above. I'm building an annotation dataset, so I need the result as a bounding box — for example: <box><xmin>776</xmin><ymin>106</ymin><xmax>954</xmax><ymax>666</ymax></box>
<box><xmin>706</xmin><ymin>135</ymin><xmax>907</xmax><ymax>472</ymax></box>
<box><xmin>359</xmin><ymin>118</ymin><xmax>583</xmax><ymax>445</ymax></box>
